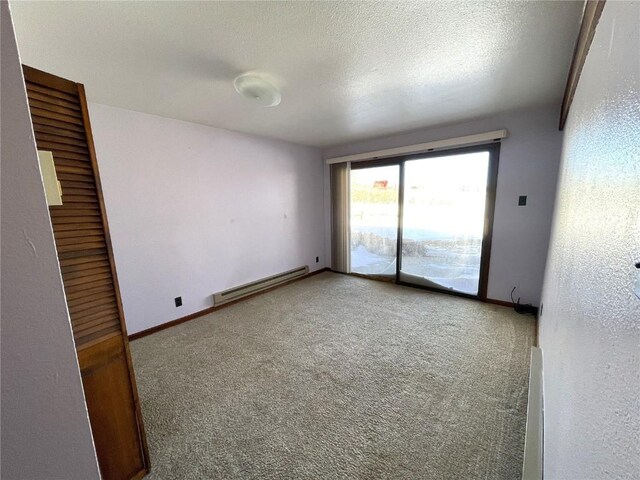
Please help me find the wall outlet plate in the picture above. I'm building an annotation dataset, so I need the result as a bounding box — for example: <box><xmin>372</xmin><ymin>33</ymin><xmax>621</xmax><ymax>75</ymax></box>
<box><xmin>175</xmin><ymin>296</ymin><xmax>182</xmax><ymax>307</ymax></box>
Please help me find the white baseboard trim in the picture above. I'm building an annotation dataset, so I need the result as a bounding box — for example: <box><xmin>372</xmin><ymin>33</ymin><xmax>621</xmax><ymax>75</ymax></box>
<box><xmin>522</xmin><ymin>346</ymin><xmax>544</xmax><ymax>480</ymax></box>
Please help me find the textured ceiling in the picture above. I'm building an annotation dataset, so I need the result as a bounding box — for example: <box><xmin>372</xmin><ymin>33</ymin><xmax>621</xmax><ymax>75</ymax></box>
<box><xmin>9</xmin><ymin>1</ymin><xmax>583</xmax><ymax>147</ymax></box>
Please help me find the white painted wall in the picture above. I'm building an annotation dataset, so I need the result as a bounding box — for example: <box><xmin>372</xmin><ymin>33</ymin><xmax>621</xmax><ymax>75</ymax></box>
<box><xmin>89</xmin><ymin>104</ymin><xmax>326</xmax><ymax>334</ymax></box>
<box><xmin>323</xmin><ymin>105</ymin><xmax>563</xmax><ymax>305</ymax></box>
<box><xmin>539</xmin><ymin>2</ymin><xmax>640</xmax><ymax>478</ymax></box>
<box><xmin>0</xmin><ymin>2</ymin><xmax>100</xmax><ymax>478</ymax></box>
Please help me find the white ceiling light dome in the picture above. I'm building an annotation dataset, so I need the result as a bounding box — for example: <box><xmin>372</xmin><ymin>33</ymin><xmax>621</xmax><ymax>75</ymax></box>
<box><xmin>233</xmin><ymin>72</ymin><xmax>282</xmax><ymax>107</ymax></box>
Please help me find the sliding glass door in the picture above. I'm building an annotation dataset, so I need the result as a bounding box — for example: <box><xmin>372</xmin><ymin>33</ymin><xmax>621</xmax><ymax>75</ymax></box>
<box><xmin>350</xmin><ymin>165</ymin><xmax>399</xmax><ymax>277</ymax></box>
<box><xmin>398</xmin><ymin>151</ymin><xmax>491</xmax><ymax>296</ymax></box>
<box><xmin>348</xmin><ymin>145</ymin><xmax>498</xmax><ymax>299</ymax></box>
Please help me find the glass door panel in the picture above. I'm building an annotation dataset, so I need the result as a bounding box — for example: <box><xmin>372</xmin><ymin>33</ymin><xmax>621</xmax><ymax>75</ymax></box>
<box><xmin>350</xmin><ymin>165</ymin><xmax>399</xmax><ymax>277</ymax></box>
<box><xmin>399</xmin><ymin>152</ymin><xmax>490</xmax><ymax>296</ymax></box>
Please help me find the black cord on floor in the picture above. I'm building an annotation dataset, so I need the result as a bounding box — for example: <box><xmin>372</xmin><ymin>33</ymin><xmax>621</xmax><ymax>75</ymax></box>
<box><xmin>511</xmin><ymin>286</ymin><xmax>538</xmax><ymax>315</ymax></box>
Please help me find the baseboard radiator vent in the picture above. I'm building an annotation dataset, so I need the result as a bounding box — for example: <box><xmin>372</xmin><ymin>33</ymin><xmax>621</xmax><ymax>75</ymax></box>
<box><xmin>522</xmin><ymin>346</ymin><xmax>543</xmax><ymax>480</ymax></box>
<box><xmin>213</xmin><ymin>265</ymin><xmax>309</xmax><ymax>306</ymax></box>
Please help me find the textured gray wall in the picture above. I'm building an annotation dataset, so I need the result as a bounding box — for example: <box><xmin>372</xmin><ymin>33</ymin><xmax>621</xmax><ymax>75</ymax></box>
<box><xmin>539</xmin><ymin>1</ymin><xmax>640</xmax><ymax>478</ymax></box>
<box><xmin>0</xmin><ymin>2</ymin><xmax>100</xmax><ymax>478</ymax></box>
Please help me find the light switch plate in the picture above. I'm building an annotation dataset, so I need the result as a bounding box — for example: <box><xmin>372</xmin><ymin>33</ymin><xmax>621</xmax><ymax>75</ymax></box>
<box><xmin>38</xmin><ymin>150</ymin><xmax>63</xmax><ymax>206</ymax></box>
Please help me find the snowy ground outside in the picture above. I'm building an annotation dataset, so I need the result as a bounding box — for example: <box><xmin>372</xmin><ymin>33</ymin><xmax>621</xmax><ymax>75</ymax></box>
<box><xmin>351</xmin><ymin>227</ymin><xmax>482</xmax><ymax>295</ymax></box>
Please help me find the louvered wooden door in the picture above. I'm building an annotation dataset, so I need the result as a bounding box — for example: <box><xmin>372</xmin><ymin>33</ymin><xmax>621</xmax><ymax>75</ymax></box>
<box><xmin>23</xmin><ymin>66</ymin><xmax>149</xmax><ymax>480</ymax></box>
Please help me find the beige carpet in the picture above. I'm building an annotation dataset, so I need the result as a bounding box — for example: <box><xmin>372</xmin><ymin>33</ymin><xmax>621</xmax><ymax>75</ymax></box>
<box><xmin>131</xmin><ymin>272</ymin><xmax>535</xmax><ymax>479</ymax></box>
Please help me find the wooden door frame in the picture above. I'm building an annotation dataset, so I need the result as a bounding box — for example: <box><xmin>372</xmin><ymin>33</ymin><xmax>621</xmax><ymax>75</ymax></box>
<box><xmin>76</xmin><ymin>82</ymin><xmax>150</xmax><ymax>471</ymax></box>
<box><xmin>349</xmin><ymin>142</ymin><xmax>501</xmax><ymax>301</ymax></box>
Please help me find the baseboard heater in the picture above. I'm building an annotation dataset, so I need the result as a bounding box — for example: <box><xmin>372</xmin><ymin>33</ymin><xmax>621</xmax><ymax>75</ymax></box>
<box><xmin>522</xmin><ymin>346</ymin><xmax>543</xmax><ymax>480</ymax></box>
<box><xmin>213</xmin><ymin>265</ymin><xmax>309</xmax><ymax>306</ymax></box>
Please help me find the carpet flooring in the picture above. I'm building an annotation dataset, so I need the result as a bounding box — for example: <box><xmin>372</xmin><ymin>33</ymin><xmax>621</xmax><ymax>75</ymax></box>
<box><xmin>130</xmin><ymin>272</ymin><xmax>535</xmax><ymax>479</ymax></box>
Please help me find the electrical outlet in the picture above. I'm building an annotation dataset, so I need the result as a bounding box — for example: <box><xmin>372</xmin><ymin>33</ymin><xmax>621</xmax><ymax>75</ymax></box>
<box><xmin>175</xmin><ymin>296</ymin><xmax>182</xmax><ymax>307</ymax></box>
<box><xmin>316</xmin><ymin>256</ymin><xmax>319</xmax><ymax>263</ymax></box>
<box><xmin>518</xmin><ymin>195</ymin><xmax>527</xmax><ymax>206</ymax></box>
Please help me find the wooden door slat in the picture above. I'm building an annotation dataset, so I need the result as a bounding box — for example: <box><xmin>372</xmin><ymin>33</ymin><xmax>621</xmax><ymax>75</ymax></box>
<box><xmin>31</xmin><ymin>106</ymin><xmax>84</xmax><ymax>126</ymax></box>
<box><xmin>59</xmin><ymin>254</ymin><xmax>109</xmax><ymax>269</ymax></box>
<box><xmin>32</xmin><ymin>115</ymin><xmax>86</xmax><ymax>133</ymax></box>
<box><xmin>61</xmin><ymin>264</ymin><xmax>111</xmax><ymax>278</ymax></box>
<box><xmin>58</xmin><ymin>248</ymin><xmax>108</xmax><ymax>261</ymax></box>
<box><xmin>71</xmin><ymin>304</ymin><xmax>120</xmax><ymax>324</ymax></box>
<box><xmin>67</xmin><ymin>290</ymin><xmax>115</xmax><ymax>309</ymax></box>
<box><xmin>60</xmin><ymin>188</ymin><xmax>98</xmax><ymax>197</ymax></box>
<box><xmin>54</xmin><ymin>158</ymin><xmax>92</xmax><ymax>170</ymax></box>
<box><xmin>56</xmin><ymin>228</ymin><xmax>105</xmax><ymax>240</ymax></box>
<box><xmin>60</xmin><ymin>253</ymin><xmax>109</xmax><ymax>268</ymax></box>
<box><xmin>56</xmin><ymin>171</ymin><xmax>96</xmax><ymax>183</ymax></box>
<box><xmin>59</xmin><ymin>181</ymin><xmax>97</xmax><ymax>191</ymax></box>
<box><xmin>61</xmin><ymin>260</ymin><xmax>109</xmax><ymax>274</ymax></box>
<box><xmin>62</xmin><ymin>264</ymin><xmax>111</xmax><ymax>279</ymax></box>
<box><xmin>50</xmin><ymin>151</ymin><xmax>92</xmax><ymax>162</ymax></box>
<box><xmin>27</xmin><ymin>98</ymin><xmax>84</xmax><ymax>119</ymax></box>
<box><xmin>65</xmin><ymin>282</ymin><xmax>114</xmax><ymax>300</ymax></box>
<box><xmin>59</xmin><ymin>253</ymin><xmax>108</xmax><ymax>266</ymax></box>
<box><xmin>26</xmin><ymin>81</ymin><xmax>79</xmax><ymax>101</ymax></box>
<box><xmin>33</xmin><ymin>123</ymin><xmax>85</xmax><ymax>140</ymax></box>
<box><xmin>27</xmin><ymin>89</ymin><xmax>82</xmax><ymax>112</ymax></box>
<box><xmin>35</xmin><ymin>132</ymin><xmax>87</xmax><ymax>147</ymax></box>
<box><xmin>61</xmin><ymin>195</ymin><xmax>100</xmax><ymax>204</ymax></box>
<box><xmin>50</xmin><ymin>212</ymin><xmax>101</xmax><ymax>220</ymax></box>
<box><xmin>69</xmin><ymin>295</ymin><xmax>116</xmax><ymax>314</ymax></box>
<box><xmin>54</xmin><ymin>219</ymin><xmax>104</xmax><ymax>228</ymax></box>
<box><xmin>63</xmin><ymin>270</ymin><xmax>112</xmax><ymax>288</ymax></box>
<box><xmin>63</xmin><ymin>271</ymin><xmax>112</xmax><ymax>288</ymax></box>
<box><xmin>73</xmin><ymin>312</ymin><xmax>119</xmax><ymax>329</ymax></box>
<box><xmin>75</xmin><ymin>326</ymin><xmax>121</xmax><ymax>349</ymax></box>
<box><xmin>57</xmin><ymin>166</ymin><xmax>94</xmax><ymax>177</ymax></box>
<box><xmin>74</xmin><ymin>318</ymin><xmax>121</xmax><ymax>338</ymax></box>
<box><xmin>58</xmin><ymin>202</ymin><xmax>101</xmax><ymax>210</ymax></box>
<box><xmin>50</xmin><ymin>205</ymin><xmax>99</xmax><ymax>213</ymax></box>
<box><xmin>63</xmin><ymin>267</ymin><xmax>111</xmax><ymax>283</ymax></box>
<box><xmin>54</xmin><ymin>224</ymin><xmax>104</xmax><ymax>235</ymax></box>
<box><xmin>71</xmin><ymin>302</ymin><xmax>119</xmax><ymax>321</ymax></box>
<box><xmin>72</xmin><ymin>307</ymin><xmax>119</xmax><ymax>326</ymax></box>
<box><xmin>37</xmin><ymin>140</ymin><xmax>89</xmax><ymax>155</ymax></box>
<box><xmin>57</xmin><ymin>242</ymin><xmax>108</xmax><ymax>254</ymax></box>
<box><xmin>53</xmin><ymin>215</ymin><xmax>103</xmax><ymax>225</ymax></box>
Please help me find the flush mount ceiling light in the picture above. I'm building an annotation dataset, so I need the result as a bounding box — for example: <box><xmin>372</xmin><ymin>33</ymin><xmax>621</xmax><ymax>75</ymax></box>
<box><xmin>233</xmin><ymin>72</ymin><xmax>281</xmax><ymax>107</ymax></box>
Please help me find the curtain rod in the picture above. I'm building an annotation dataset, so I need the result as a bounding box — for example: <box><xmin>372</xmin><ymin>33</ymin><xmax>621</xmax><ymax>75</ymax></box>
<box><xmin>325</xmin><ymin>129</ymin><xmax>508</xmax><ymax>165</ymax></box>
